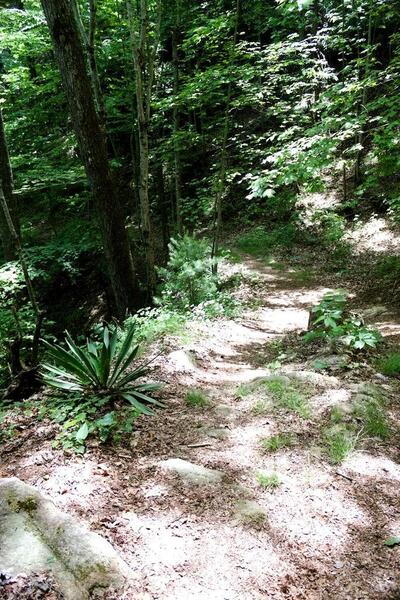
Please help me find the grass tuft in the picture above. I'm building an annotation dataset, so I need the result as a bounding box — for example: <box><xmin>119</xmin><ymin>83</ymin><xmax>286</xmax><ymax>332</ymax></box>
<box><xmin>251</xmin><ymin>399</ymin><xmax>270</xmax><ymax>415</ymax></box>
<box><xmin>324</xmin><ymin>426</ymin><xmax>356</xmax><ymax>464</ymax></box>
<box><xmin>330</xmin><ymin>406</ymin><xmax>346</xmax><ymax>424</ymax></box>
<box><xmin>185</xmin><ymin>389</ymin><xmax>210</xmax><ymax>408</ymax></box>
<box><xmin>376</xmin><ymin>352</ymin><xmax>400</xmax><ymax>377</ymax></box>
<box><xmin>237</xmin><ymin>383</ymin><xmax>252</xmax><ymax>398</ymax></box>
<box><xmin>256</xmin><ymin>471</ymin><xmax>280</xmax><ymax>489</ymax></box>
<box><xmin>354</xmin><ymin>400</ymin><xmax>390</xmax><ymax>440</ymax></box>
<box><xmin>260</xmin><ymin>433</ymin><xmax>292</xmax><ymax>452</ymax></box>
<box><xmin>264</xmin><ymin>379</ymin><xmax>310</xmax><ymax>418</ymax></box>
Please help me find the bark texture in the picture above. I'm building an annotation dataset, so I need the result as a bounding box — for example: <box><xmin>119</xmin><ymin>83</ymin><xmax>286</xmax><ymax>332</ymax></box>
<box><xmin>40</xmin><ymin>0</ymin><xmax>139</xmax><ymax>317</ymax></box>
<box><xmin>0</xmin><ymin>108</ymin><xmax>19</xmax><ymax>260</ymax></box>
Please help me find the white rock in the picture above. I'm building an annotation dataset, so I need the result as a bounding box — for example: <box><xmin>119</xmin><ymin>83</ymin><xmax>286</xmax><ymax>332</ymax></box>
<box><xmin>0</xmin><ymin>477</ymin><xmax>131</xmax><ymax>600</ymax></box>
<box><xmin>166</xmin><ymin>350</ymin><xmax>197</xmax><ymax>372</ymax></box>
<box><xmin>159</xmin><ymin>458</ymin><xmax>224</xmax><ymax>485</ymax></box>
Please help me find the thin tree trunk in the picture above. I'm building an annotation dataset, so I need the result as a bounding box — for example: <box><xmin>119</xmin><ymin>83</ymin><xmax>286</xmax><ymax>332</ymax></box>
<box><xmin>87</xmin><ymin>0</ymin><xmax>107</xmax><ymax>127</ymax></box>
<box><xmin>154</xmin><ymin>161</ymin><xmax>170</xmax><ymax>260</ymax></box>
<box><xmin>41</xmin><ymin>0</ymin><xmax>139</xmax><ymax>318</ymax></box>
<box><xmin>211</xmin><ymin>0</ymin><xmax>240</xmax><ymax>271</ymax></box>
<box><xmin>0</xmin><ymin>108</ymin><xmax>19</xmax><ymax>260</ymax></box>
<box><xmin>172</xmin><ymin>0</ymin><xmax>183</xmax><ymax>234</ymax></box>
<box><xmin>354</xmin><ymin>0</ymin><xmax>373</xmax><ymax>184</ymax></box>
<box><xmin>126</xmin><ymin>0</ymin><xmax>157</xmax><ymax>296</ymax></box>
<box><xmin>0</xmin><ymin>182</ymin><xmax>38</xmax><ymax>316</ymax></box>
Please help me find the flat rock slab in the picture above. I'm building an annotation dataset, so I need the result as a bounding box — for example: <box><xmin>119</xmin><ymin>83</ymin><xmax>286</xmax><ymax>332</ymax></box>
<box><xmin>166</xmin><ymin>350</ymin><xmax>197</xmax><ymax>372</ymax></box>
<box><xmin>0</xmin><ymin>478</ymin><xmax>131</xmax><ymax>600</ymax></box>
<box><xmin>234</xmin><ymin>499</ymin><xmax>267</xmax><ymax>527</ymax></box>
<box><xmin>159</xmin><ymin>458</ymin><xmax>224</xmax><ymax>485</ymax></box>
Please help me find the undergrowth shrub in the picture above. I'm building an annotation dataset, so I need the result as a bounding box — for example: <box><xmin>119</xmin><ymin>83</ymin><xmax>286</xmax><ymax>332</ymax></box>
<box><xmin>156</xmin><ymin>235</ymin><xmax>238</xmax><ymax>316</ymax></box>
<box><xmin>0</xmin><ymin>262</ymin><xmax>47</xmax><ymax>387</ymax></box>
<box><xmin>41</xmin><ymin>324</ymin><xmax>163</xmax><ymax>451</ymax></box>
<box><xmin>304</xmin><ymin>291</ymin><xmax>381</xmax><ymax>351</ymax></box>
<box><xmin>375</xmin><ymin>256</ymin><xmax>400</xmax><ymax>291</ymax></box>
<box><xmin>376</xmin><ymin>352</ymin><xmax>400</xmax><ymax>376</ymax></box>
<box><xmin>236</xmin><ymin>223</ymin><xmax>299</xmax><ymax>256</ymax></box>
<box><xmin>157</xmin><ymin>235</ymin><xmax>218</xmax><ymax>309</ymax></box>
<box><xmin>40</xmin><ymin>395</ymin><xmax>139</xmax><ymax>454</ymax></box>
<box><xmin>309</xmin><ymin>210</ymin><xmax>350</xmax><ymax>263</ymax></box>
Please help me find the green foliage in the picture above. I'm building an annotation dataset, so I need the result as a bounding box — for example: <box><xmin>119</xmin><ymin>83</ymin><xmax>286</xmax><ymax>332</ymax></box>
<box><xmin>260</xmin><ymin>433</ymin><xmax>292</xmax><ymax>453</ymax></box>
<box><xmin>376</xmin><ymin>352</ymin><xmax>400</xmax><ymax>377</ymax></box>
<box><xmin>384</xmin><ymin>536</ymin><xmax>400</xmax><ymax>548</ymax></box>
<box><xmin>310</xmin><ymin>291</ymin><xmax>348</xmax><ymax>330</ymax></box>
<box><xmin>156</xmin><ymin>235</ymin><xmax>238</xmax><ymax>318</ymax></box>
<box><xmin>41</xmin><ymin>324</ymin><xmax>163</xmax><ymax>416</ymax></box>
<box><xmin>310</xmin><ymin>210</ymin><xmax>350</xmax><ymax>261</ymax></box>
<box><xmin>251</xmin><ymin>399</ymin><xmax>271</xmax><ymax>415</ymax></box>
<box><xmin>40</xmin><ymin>395</ymin><xmax>139</xmax><ymax>454</ymax></box>
<box><xmin>256</xmin><ymin>471</ymin><xmax>280</xmax><ymax>489</ymax></box>
<box><xmin>264</xmin><ymin>378</ymin><xmax>310</xmax><ymax>418</ymax></box>
<box><xmin>305</xmin><ymin>292</ymin><xmax>382</xmax><ymax>350</ymax></box>
<box><xmin>185</xmin><ymin>389</ymin><xmax>210</xmax><ymax>407</ymax></box>
<box><xmin>157</xmin><ymin>235</ymin><xmax>219</xmax><ymax>310</ymax></box>
<box><xmin>375</xmin><ymin>257</ymin><xmax>400</xmax><ymax>290</ymax></box>
<box><xmin>0</xmin><ymin>409</ymin><xmax>17</xmax><ymax>443</ymax></box>
<box><xmin>353</xmin><ymin>397</ymin><xmax>390</xmax><ymax>440</ymax></box>
<box><xmin>324</xmin><ymin>425</ymin><xmax>356</xmax><ymax>464</ymax></box>
<box><xmin>124</xmin><ymin>307</ymin><xmax>187</xmax><ymax>345</ymax></box>
<box><xmin>236</xmin><ymin>223</ymin><xmax>299</xmax><ymax>256</ymax></box>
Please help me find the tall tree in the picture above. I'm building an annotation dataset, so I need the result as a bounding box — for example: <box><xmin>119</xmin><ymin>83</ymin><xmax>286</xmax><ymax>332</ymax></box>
<box><xmin>126</xmin><ymin>0</ymin><xmax>159</xmax><ymax>296</ymax></box>
<box><xmin>0</xmin><ymin>107</ymin><xmax>19</xmax><ymax>261</ymax></box>
<box><xmin>40</xmin><ymin>0</ymin><xmax>139</xmax><ymax>318</ymax></box>
<box><xmin>172</xmin><ymin>0</ymin><xmax>183</xmax><ymax>234</ymax></box>
<box><xmin>211</xmin><ymin>0</ymin><xmax>241</xmax><ymax>270</ymax></box>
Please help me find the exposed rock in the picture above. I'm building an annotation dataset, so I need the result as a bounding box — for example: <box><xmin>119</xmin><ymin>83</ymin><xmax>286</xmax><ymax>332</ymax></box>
<box><xmin>234</xmin><ymin>500</ymin><xmax>267</xmax><ymax>527</ymax></box>
<box><xmin>360</xmin><ymin>305</ymin><xmax>388</xmax><ymax>320</ymax></box>
<box><xmin>199</xmin><ymin>426</ymin><xmax>229</xmax><ymax>440</ymax></box>
<box><xmin>311</xmin><ymin>354</ymin><xmax>350</xmax><ymax>371</ymax></box>
<box><xmin>166</xmin><ymin>349</ymin><xmax>197</xmax><ymax>372</ymax></box>
<box><xmin>0</xmin><ymin>478</ymin><xmax>131</xmax><ymax>600</ymax></box>
<box><xmin>352</xmin><ymin>382</ymin><xmax>385</xmax><ymax>404</ymax></box>
<box><xmin>251</xmin><ymin>374</ymin><xmax>291</xmax><ymax>387</ymax></box>
<box><xmin>214</xmin><ymin>404</ymin><xmax>234</xmax><ymax>417</ymax></box>
<box><xmin>159</xmin><ymin>458</ymin><xmax>224</xmax><ymax>485</ymax></box>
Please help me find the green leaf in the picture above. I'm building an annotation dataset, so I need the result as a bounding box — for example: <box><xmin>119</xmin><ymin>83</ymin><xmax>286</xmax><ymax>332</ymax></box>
<box><xmin>76</xmin><ymin>422</ymin><xmax>89</xmax><ymax>442</ymax></box>
<box><xmin>384</xmin><ymin>536</ymin><xmax>400</xmax><ymax>547</ymax></box>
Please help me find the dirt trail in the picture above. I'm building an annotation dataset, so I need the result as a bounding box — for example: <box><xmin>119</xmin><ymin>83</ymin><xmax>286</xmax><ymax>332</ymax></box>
<box><xmin>1</xmin><ymin>255</ymin><xmax>400</xmax><ymax>600</ymax></box>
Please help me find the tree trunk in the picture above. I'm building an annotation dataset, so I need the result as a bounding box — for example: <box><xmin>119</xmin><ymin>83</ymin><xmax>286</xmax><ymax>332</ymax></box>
<box><xmin>211</xmin><ymin>0</ymin><xmax>240</xmax><ymax>271</ymax></box>
<box><xmin>87</xmin><ymin>0</ymin><xmax>107</xmax><ymax>127</ymax></box>
<box><xmin>0</xmin><ymin>108</ymin><xmax>19</xmax><ymax>261</ymax></box>
<box><xmin>40</xmin><ymin>0</ymin><xmax>139</xmax><ymax>318</ymax></box>
<box><xmin>126</xmin><ymin>0</ymin><xmax>157</xmax><ymax>297</ymax></box>
<box><xmin>172</xmin><ymin>0</ymin><xmax>183</xmax><ymax>234</ymax></box>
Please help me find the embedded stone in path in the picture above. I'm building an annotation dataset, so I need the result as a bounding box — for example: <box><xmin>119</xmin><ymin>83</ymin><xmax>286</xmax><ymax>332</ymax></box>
<box><xmin>214</xmin><ymin>403</ymin><xmax>234</xmax><ymax>417</ymax></box>
<box><xmin>166</xmin><ymin>349</ymin><xmax>198</xmax><ymax>372</ymax></box>
<box><xmin>0</xmin><ymin>478</ymin><xmax>131</xmax><ymax>600</ymax></box>
<box><xmin>234</xmin><ymin>499</ymin><xmax>267</xmax><ymax>526</ymax></box>
<box><xmin>159</xmin><ymin>458</ymin><xmax>224</xmax><ymax>485</ymax></box>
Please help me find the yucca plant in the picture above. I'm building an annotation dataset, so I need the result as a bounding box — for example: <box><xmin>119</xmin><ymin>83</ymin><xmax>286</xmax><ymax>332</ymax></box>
<box><xmin>41</xmin><ymin>325</ymin><xmax>163</xmax><ymax>415</ymax></box>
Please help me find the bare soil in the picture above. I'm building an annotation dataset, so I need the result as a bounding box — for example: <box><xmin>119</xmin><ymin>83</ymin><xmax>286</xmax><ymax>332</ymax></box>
<box><xmin>1</xmin><ymin>249</ymin><xmax>400</xmax><ymax>600</ymax></box>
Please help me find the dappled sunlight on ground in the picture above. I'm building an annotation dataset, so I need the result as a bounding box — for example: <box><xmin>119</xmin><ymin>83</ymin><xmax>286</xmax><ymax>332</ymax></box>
<box><xmin>344</xmin><ymin>453</ymin><xmax>400</xmax><ymax>481</ymax></box>
<box><xmin>346</xmin><ymin>217</ymin><xmax>400</xmax><ymax>254</ymax></box>
<box><xmin>2</xmin><ymin>250</ymin><xmax>400</xmax><ymax>599</ymax></box>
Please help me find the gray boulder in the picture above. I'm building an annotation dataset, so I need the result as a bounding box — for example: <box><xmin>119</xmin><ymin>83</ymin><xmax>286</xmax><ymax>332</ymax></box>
<box><xmin>0</xmin><ymin>477</ymin><xmax>131</xmax><ymax>600</ymax></box>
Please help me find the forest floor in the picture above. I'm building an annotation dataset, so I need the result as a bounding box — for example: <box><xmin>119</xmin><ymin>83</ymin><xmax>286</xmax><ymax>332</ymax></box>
<box><xmin>1</xmin><ymin>224</ymin><xmax>400</xmax><ymax>599</ymax></box>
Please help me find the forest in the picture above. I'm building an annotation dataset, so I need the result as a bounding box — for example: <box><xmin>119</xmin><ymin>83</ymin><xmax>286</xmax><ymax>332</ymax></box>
<box><xmin>0</xmin><ymin>0</ymin><xmax>399</xmax><ymax>598</ymax></box>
